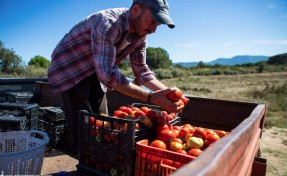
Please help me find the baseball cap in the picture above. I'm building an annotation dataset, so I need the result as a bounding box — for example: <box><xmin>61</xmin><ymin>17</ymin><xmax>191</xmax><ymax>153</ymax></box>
<box><xmin>133</xmin><ymin>0</ymin><xmax>175</xmax><ymax>28</ymax></box>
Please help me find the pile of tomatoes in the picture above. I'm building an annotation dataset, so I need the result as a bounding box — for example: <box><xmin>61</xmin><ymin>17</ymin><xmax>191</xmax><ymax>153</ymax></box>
<box><xmin>150</xmin><ymin>123</ymin><xmax>228</xmax><ymax>158</ymax></box>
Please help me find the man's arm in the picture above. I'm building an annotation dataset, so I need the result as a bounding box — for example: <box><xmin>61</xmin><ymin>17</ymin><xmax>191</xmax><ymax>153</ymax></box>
<box><xmin>112</xmin><ymin>81</ymin><xmax>183</xmax><ymax>113</ymax></box>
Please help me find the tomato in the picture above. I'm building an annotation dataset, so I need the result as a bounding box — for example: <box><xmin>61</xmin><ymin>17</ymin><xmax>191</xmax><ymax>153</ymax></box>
<box><xmin>117</xmin><ymin>112</ymin><xmax>128</xmax><ymax>119</ymax></box>
<box><xmin>150</xmin><ymin>140</ymin><xmax>166</xmax><ymax>149</ymax></box>
<box><xmin>157</xmin><ymin>129</ymin><xmax>176</xmax><ymax>147</ymax></box>
<box><xmin>140</xmin><ymin>106</ymin><xmax>150</xmax><ymax>113</ymax></box>
<box><xmin>131</xmin><ymin>107</ymin><xmax>140</xmax><ymax>112</ymax></box>
<box><xmin>146</xmin><ymin>109</ymin><xmax>162</xmax><ymax>119</ymax></box>
<box><xmin>181</xmin><ymin>96</ymin><xmax>190</xmax><ymax>105</ymax></box>
<box><xmin>113</xmin><ymin>110</ymin><xmax>122</xmax><ymax>117</ymax></box>
<box><xmin>167</xmin><ymin>89</ymin><xmax>183</xmax><ymax>102</ymax></box>
<box><xmin>188</xmin><ymin>148</ymin><xmax>203</xmax><ymax>157</ymax></box>
<box><xmin>162</xmin><ymin>159</ymin><xmax>173</xmax><ymax>166</ymax></box>
<box><xmin>178</xmin><ymin>99</ymin><xmax>184</xmax><ymax>106</ymax></box>
<box><xmin>204</xmin><ymin>133</ymin><xmax>220</xmax><ymax>147</ymax></box>
<box><xmin>182</xmin><ymin>143</ymin><xmax>190</xmax><ymax>152</ymax></box>
<box><xmin>178</xmin><ymin>127</ymin><xmax>190</xmax><ymax>139</ymax></box>
<box><xmin>172</xmin><ymin>137</ymin><xmax>183</xmax><ymax>144</ymax></box>
<box><xmin>173</xmin><ymin>125</ymin><xmax>181</xmax><ymax>130</ymax></box>
<box><xmin>169</xmin><ymin>141</ymin><xmax>183</xmax><ymax>152</ymax></box>
<box><xmin>161</xmin><ymin>111</ymin><xmax>168</xmax><ymax>116</ymax></box>
<box><xmin>173</xmin><ymin>129</ymin><xmax>180</xmax><ymax>138</ymax></box>
<box><xmin>193</xmin><ymin>127</ymin><xmax>207</xmax><ymax>140</ymax></box>
<box><xmin>205</xmin><ymin>129</ymin><xmax>216</xmax><ymax>135</ymax></box>
<box><xmin>156</xmin><ymin>124</ymin><xmax>170</xmax><ymax>133</ymax></box>
<box><xmin>216</xmin><ymin>130</ymin><xmax>228</xmax><ymax>138</ymax></box>
<box><xmin>177</xmin><ymin>149</ymin><xmax>187</xmax><ymax>155</ymax></box>
<box><xmin>134</xmin><ymin>111</ymin><xmax>145</xmax><ymax>119</ymax></box>
<box><xmin>89</xmin><ymin>116</ymin><xmax>95</xmax><ymax>125</ymax></box>
<box><xmin>173</xmin><ymin>161</ymin><xmax>185</xmax><ymax>169</ymax></box>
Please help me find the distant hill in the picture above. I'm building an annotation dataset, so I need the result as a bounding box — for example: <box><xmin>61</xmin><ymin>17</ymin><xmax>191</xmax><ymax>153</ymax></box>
<box><xmin>174</xmin><ymin>55</ymin><xmax>269</xmax><ymax>67</ymax></box>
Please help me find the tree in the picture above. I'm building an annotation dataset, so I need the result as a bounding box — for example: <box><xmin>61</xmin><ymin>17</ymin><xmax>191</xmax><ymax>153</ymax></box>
<box><xmin>0</xmin><ymin>40</ymin><xmax>22</xmax><ymax>73</ymax></box>
<box><xmin>267</xmin><ymin>53</ymin><xmax>287</xmax><ymax>65</ymax></box>
<box><xmin>146</xmin><ymin>47</ymin><xmax>172</xmax><ymax>69</ymax></box>
<box><xmin>28</xmin><ymin>55</ymin><xmax>50</xmax><ymax>69</ymax></box>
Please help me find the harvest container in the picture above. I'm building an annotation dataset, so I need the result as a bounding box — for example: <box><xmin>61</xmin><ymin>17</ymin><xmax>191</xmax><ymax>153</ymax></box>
<box><xmin>135</xmin><ymin>139</ymin><xmax>195</xmax><ymax>176</ymax></box>
<box><xmin>106</xmin><ymin>92</ymin><xmax>267</xmax><ymax>176</ymax></box>
<box><xmin>0</xmin><ymin>102</ymin><xmax>39</xmax><ymax>130</ymax></box>
<box><xmin>0</xmin><ymin>130</ymin><xmax>49</xmax><ymax>175</ymax></box>
<box><xmin>0</xmin><ymin>114</ymin><xmax>27</xmax><ymax>132</ymax></box>
<box><xmin>77</xmin><ymin>109</ymin><xmax>161</xmax><ymax>176</ymax></box>
<box><xmin>173</xmin><ymin>96</ymin><xmax>266</xmax><ymax>176</ymax></box>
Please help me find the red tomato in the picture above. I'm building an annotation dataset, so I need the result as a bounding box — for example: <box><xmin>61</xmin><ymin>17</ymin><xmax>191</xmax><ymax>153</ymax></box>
<box><xmin>113</xmin><ymin>110</ymin><xmax>122</xmax><ymax>117</ymax></box>
<box><xmin>193</xmin><ymin>127</ymin><xmax>207</xmax><ymax>140</ymax></box>
<box><xmin>156</xmin><ymin>124</ymin><xmax>169</xmax><ymax>133</ymax></box>
<box><xmin>172</xmin><ymin>137</ymin><xmax>183</xmax><ymax>144</ymax></box>
<box><xmin>167</xmin><ymin>89</ymin><xmax>183</xmax><ymax>102</ymax></box>
<box><xmin>134</xmin><ymin>111</ymin><xmax>145</xmax><ymax>119</ymax></box>
<box><xmin>216</xmin><ymin>130</ymin><xmax>228</xmax><ymax>138</ymax></box>
<box><xmin>178</xmin><ymin>127</ymin><xmax>190</xmax><ymax>139</ymax></box>
<box><xmin>140</xmin><ymin>106</ymin><xmax>150</xmax><ymax>113</ymax></box>
<box><xmin>117</xmin><ymin>112</ymin><xmax>128</xmax><ymax>118</ymax></box>
<box><xmin>157</xmin><ymin>129</ymin><xmax>176</xmax><ymax>146</ymax></box>
<box><xmin>177</xmin><ymin>149</ymin><xmax>187</xmax><ymax>155</ymax></box>
<box><xmin>178</xmin><ymin>99</ymin><xmax>184</xmax><ymax>106</ymax></box>
<box><xmin>150</xmin><ymin>140</ymin><xmax>166</xmax><ymax>149</ymax></box>
<box><xmin>188</xmin><ymin>148</ymin><xmax>203</xmax><ymax>157</ymax></box>
<box><xmin>204</xmin><ymin>133</ymin><xmax>220</xmax><ymax>147</ymax></box>
<box><xmin>205</xmin><ymin>129</ymin><xmax>216</xmax><ymax>135</ymax></box>
<box><xmin>89</xmin><ymin>117</ymin><xmax>95</xmax><ymax>125</ymax></box>
<box><xmin>131</xmin><ymin>107</ymin><xmax>140</xmax><ymax>112</ymax></box>
<box><xmin>181</xmin><ymin>96</ymin><xmax>190</xmax><ymax>105</ymax></box>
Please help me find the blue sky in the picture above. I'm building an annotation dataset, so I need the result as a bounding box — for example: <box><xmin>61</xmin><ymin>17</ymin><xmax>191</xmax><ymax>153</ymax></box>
<box><xmin>1</xmin><ymin>0</ymin><xmax>286</xmax><ymax>64</ymax></box>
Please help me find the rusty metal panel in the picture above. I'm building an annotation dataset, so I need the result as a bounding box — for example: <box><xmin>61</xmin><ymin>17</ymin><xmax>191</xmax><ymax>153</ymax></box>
<box><xmin>173</xmin><ymin>103</ymin><xmax>266</xmax><ymax>176</ymax></box>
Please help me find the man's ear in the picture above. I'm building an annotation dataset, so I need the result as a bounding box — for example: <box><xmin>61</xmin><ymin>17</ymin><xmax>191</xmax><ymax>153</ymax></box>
<box><xmin>131</xmin><ymin>3</ymin><xmax>142</xmax><ymax>18</ymax></box>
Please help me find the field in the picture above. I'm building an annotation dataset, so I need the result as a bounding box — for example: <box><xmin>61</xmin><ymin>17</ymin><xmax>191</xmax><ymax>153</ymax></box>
<box><xmin>160</xmin><ymin>72</ymin><xmax>287</xmax><ymax>176</ymax></box>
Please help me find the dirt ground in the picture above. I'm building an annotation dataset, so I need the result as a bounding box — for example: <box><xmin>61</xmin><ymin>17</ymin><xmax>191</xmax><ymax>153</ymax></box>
<box><xmin>40</xmin><ymin>127</ymin><xmax>287</xmax><ymax>176</ymax></box>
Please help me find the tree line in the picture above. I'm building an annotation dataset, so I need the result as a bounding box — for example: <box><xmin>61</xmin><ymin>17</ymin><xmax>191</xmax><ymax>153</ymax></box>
<box><xmin>1</xmin><ymin>39</ymin><xmax>286</xmax><ymax>78</ymax></box>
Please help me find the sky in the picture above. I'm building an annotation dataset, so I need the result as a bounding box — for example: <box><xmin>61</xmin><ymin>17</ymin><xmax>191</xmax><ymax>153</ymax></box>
<box><xmin>0</xmin><ymin>0</ymin><xmax>287</xmax><ymax>64</ymax></box>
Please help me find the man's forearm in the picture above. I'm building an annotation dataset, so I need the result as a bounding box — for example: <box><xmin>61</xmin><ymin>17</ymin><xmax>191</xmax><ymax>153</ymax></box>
<box><xmin>143</xmin><ymin>79</ymin><xmax>168</xmax><ymax>91</ymax></box>
<box><xmin>112</xmin><ymin>82</ymin><xmax>150</xmax><ymax>103</ymax></box>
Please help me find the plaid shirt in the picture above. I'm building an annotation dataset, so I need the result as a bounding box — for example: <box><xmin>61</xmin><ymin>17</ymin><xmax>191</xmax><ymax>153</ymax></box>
<box><xmin>48</xmin><ymin>8</ymin><xmax>155</xmax><ymax>93</ymax></box>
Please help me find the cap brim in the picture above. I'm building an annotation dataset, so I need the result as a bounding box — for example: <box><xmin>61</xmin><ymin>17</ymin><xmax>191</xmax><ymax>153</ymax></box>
<box><xmin>150</xmin><ymin>8</ymin><xmax>175</xmax><ymax>29</ymax></box>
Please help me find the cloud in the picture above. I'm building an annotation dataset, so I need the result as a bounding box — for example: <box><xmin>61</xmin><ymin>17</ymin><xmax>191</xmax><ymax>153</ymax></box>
<box><xmin>222</xmin><ymin>41</ymin><xmax>238</xmax><ymax>49</ymax></box>
<box><xmin>252</xmin><ymin>40</ymin><xmax>287</xmax><ymax>45</ymax></box>
<box><xmin>175</xmin><ymin>42</ymin><xmax>200</xmax><ymax>48</ymax></box>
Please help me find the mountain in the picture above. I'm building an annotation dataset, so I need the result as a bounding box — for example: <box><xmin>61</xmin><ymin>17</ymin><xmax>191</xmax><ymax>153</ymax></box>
<box><xmin>174</xmin><ymin>55</ymin><xmax>269</xmax><ymax>67</ymax></box>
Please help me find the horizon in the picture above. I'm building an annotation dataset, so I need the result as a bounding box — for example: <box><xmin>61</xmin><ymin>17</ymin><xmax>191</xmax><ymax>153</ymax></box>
<box><xmin>1</xmin><ymin>0</ymin><xmax>287</xmax><ymax>64</ymax></box>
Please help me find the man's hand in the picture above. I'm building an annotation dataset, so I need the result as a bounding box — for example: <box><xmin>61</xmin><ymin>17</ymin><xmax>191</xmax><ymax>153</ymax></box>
<box><xmin>150</xmin><ymin>87</ymin><xmax>184</xmax><ymax>113</ymax></box>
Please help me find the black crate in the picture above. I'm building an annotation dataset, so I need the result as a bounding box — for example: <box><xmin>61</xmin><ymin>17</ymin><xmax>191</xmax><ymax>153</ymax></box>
<box><xmin>0</xmin><ymin>93</ymin><xmax>8</xmax><ymax>103</ymax></box>
<box><xmin>0</xmin><ymin>102</ymin><xmax>39</xmax><ymax>130</ymax></box>
<box><xmin>38</xmin><ymin>119</ymin><xmax>66</xmax><ymax>148</ymax></box>
<box><xmin>78</xmin><ymin>110</ymin><xmax>153</xmax><ymax>176</ymax></box>
<box><xmin>4</xmin><ymin>92</ymin><xmax>34</xmax><ymax>103</ymax></box>
<box><xmin>38</xmin><ymin>106</ymin><xmax>66</xmax><ymax>122</ymax></box>
<box><xmin>0</xmin><ymin>113</ymin><xmax>27</xmax><ymax>132</ymax></box>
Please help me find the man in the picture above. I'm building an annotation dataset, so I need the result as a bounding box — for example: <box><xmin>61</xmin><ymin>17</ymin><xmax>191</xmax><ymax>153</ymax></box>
<box><xmin>48</xmin><ymin>0</ymin><xmax>183</xmax><ymax>150</ymax></box>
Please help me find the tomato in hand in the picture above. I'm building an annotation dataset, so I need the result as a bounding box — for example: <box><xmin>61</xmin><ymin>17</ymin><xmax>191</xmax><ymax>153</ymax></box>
<box><xmin>167</xmin><ymin>89</ymin><xmax>183</xmax><ymax>102</ymax></box>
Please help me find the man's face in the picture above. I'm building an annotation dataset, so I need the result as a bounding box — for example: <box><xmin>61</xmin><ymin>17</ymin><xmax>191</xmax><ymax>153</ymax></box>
<box><xmin>132</xmin><ymin>5</ymin><xmax>160</xmax><ymax>38</ymax></box>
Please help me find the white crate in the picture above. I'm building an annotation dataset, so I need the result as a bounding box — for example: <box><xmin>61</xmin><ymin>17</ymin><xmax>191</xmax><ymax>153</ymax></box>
<box><xmin>0</xmin><ymin>130</ymin><xmax>49</xmax><ymax>175</ymax></box>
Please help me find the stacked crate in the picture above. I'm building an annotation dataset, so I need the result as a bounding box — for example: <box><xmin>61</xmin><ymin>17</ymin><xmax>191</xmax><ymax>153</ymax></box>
<box><xmin>0</xmin><ymin>92</ymin><xmax>34</xmax><ymax>103</ymax></box>
<box><xmin>37</xmin><ymin>107</ymin><xmax>66</xmax><ymax>149</ymax></box>
<box><xmin>77</xmin><ymin>103</ymin><xmax>181</xmax><ymax>176</ymax></box>
<box><xmin>0</xmin><ymin>102</ymin><xmax>39</xmax><ymax>131</ymax></box>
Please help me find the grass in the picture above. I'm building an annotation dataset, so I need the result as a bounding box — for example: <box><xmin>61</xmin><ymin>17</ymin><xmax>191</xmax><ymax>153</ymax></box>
<box><xmin>160</xmin><ymin>72</ymin><xmax>287</xmax><ymax>129</ymax></box>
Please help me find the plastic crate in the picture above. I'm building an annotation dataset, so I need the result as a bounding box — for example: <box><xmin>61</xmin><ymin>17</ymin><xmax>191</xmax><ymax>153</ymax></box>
<box><xmin>38</xmin><ymin>119</ymin><xmax>66</xmax><ymax>149</ymax></box>
<box><xmin>38</xmin><ymin>106</ymin><xmax>66</xmax><ymax>122</ymax></box>
<box><xmin>135</xmin><ymin>139</ymin><xmax>195</xmax><ymax>176</ymax></box>
<box><xmin>4</xmin><ymin>92</ymin><xmax>33</xmax><ymax>103</ymax></box>
<box><xmin>0</xmin><ymin>113</ymin><xmax>27</xmax><ymax>132</ymax></box>
<box><xmin>0</xmin><ymin>102</ymin><xmax>39</xmax><ymax>130</ymax></box>
<box><xmin>0</xmin><ymin>130</ymin><xmax>49</xmax><ymax>175</ymax></box>
<box><xmin>78</xmin><ymin>110</ymin><xmax>154</xmax><ymax>176</ymax></box>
